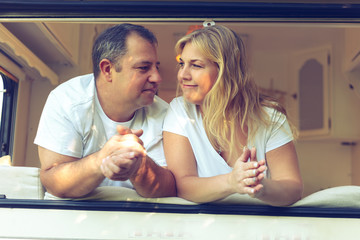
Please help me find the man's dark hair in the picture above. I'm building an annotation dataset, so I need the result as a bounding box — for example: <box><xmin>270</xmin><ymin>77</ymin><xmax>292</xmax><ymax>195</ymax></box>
<box><xmin>92</xmin><ymin>23</ymin><xmax>158</xmax><ymax>78</ymax></box>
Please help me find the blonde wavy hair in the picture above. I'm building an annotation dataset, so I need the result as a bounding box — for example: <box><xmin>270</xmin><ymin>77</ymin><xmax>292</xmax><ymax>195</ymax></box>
<box><xmin>175</xmin><ymin>25</ymin><xmax>297</xmax><ymax>160</ymax></box>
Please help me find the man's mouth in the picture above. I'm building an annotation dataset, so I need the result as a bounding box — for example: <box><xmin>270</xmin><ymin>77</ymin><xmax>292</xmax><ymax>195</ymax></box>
<box><xmin>142</xmin><ymin>88</ymin><xmax>157</xmax><ymax>93</ymax></box>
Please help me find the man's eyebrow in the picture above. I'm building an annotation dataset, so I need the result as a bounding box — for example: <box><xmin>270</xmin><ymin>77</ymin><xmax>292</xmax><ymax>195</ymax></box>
<box><xmin>136</xmin><ymin>61</ymin><xmax>160</xmax><ymax>65</ymax></box>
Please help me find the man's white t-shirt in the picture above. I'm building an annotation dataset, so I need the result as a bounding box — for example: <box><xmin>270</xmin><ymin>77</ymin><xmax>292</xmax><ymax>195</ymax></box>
<box><xmin>34</xmin><ymin>73</ymin><xmax>168</xmax><ymax>189</ymax></box>
<box><xmin>163</xmin><ymin>97</ymin><xmax>293</xmax><ymax>178</ymax></box>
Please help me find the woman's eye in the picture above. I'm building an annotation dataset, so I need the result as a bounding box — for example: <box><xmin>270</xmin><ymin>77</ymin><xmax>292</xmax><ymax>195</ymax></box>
<box><xmin>192</xmin><ymin>64</ymin><xmax>202</xmax><ymax>68</ymax></box>
<box><xmin>178</xmin><ymin>62</ymin><xmax>184</xmax><ymax>68</ymax></box>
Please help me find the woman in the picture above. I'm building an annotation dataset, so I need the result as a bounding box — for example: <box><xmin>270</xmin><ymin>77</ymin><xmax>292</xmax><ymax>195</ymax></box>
<box><xmin>163</xmin><ymin>25</ymin><xmax>303</xmax><ymax>206</ymax></box>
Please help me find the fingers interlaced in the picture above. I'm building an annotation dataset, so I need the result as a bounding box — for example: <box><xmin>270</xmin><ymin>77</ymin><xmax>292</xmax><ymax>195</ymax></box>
<box><xmin>101</xmin><ymin>149</ymin><xmax>144</xmax><ymax>180</ymax></box>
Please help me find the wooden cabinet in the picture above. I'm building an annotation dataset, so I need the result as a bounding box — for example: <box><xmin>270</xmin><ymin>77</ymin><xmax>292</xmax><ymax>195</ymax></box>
<box><xmin>288</xmin><ymin>45</ymin><xmax>360</xmax><ymax>141</ymax></box>
<box><xmin>344</xmin><ymin>28</ymin><xmax>360</xmax><ymax>73</ymax></box>
<box><xmin>288</xmin><ymin>46</ymin><xmax>331</xmax><ymax>138</ymax></box>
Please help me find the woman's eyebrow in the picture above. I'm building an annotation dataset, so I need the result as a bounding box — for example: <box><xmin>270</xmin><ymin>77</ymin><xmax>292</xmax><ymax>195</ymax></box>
<box><xmin>179</xmin><ymin>57</ymin><xmax>203</xmax><ymax>63</ymax></box>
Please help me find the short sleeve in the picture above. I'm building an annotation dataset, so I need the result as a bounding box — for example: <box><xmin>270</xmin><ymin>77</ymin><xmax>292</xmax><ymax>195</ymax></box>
<box><xmin>265</xmin><ymin>110</ymin><xmax>294</xmax><ymax>152</ymax></box>
<box><xmin>163</xmin><ymin>98</ymin><xmax>187</xmax><ymax>137</ymax></box>
<box><xmin>146</xmin><ymin>137</ymin><xmax>167</xmax><ymax>166</ymax></box>
<box><xmin>34</xmin><ymin>91</ymin><xmax>83</xmax><ymax>157</ymax></box>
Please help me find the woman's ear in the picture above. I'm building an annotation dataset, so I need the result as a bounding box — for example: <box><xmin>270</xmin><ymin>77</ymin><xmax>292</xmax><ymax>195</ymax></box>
<box><xmin>99</xmin><ymin>59</ymin><xmax>113</xmax><ymax>82</ymax></box>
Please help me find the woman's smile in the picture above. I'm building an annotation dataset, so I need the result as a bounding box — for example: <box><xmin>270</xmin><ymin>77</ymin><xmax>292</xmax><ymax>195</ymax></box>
<box><xmin>177</xmin><ymin>43</ymin><xmax>218</xmax><ymax>105</ymax></box>
<box><xmin>181</xmin><ymin>83</ymin><xmax>198</xmax><ymax>88</ymax></box>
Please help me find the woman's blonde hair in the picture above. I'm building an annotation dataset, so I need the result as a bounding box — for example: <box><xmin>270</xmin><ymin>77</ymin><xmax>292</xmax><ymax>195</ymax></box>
<box><xmin>175</xmin><ymin>25</ymin><xmax>296</xmax><ymax>159</ymax></box>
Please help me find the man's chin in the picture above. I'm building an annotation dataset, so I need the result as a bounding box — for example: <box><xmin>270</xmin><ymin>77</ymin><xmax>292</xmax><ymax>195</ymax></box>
<box><xmin>139</xmin><ymin>96</ymin><xmax>155</xmax><ymax>107</ymax></box>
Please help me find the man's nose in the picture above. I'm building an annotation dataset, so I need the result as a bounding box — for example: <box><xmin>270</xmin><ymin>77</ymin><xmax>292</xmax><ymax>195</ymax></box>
<box><xmin>149</xmin><ymin>68</ymin><xmax>162</xmax><ymax>83</ymax></box>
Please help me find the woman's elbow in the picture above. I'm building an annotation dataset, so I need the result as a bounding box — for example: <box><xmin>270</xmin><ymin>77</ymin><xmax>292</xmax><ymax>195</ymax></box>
<box><xmin>294</xmin><ymin>180</ymin><xmax>304</xmax><ymax>201</ymax></box>
<box><xmin>283</xmin><ymin>181</ymin><xmax>304</xmax><ymax>206</ymax></box>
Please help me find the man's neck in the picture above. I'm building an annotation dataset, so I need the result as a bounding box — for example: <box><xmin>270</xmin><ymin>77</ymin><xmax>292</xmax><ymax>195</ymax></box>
<box><xmin>95</xmin><ymin>77</ymin><xmax>138</xmax><ymax>122</ymax></box>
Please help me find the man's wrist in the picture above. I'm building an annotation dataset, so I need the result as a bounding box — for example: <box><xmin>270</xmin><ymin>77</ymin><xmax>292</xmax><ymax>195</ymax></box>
<box><xmin>130</xmin><ymin>156</ymin><xmax>148</xmax><ymax>182</ymax></box>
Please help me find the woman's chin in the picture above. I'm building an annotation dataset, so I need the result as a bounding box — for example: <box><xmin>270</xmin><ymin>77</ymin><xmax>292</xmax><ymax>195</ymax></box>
<box><xmin>183</xmin><ymin>95</ymin><xmax>203</xmax><ymax>105</ymax></box>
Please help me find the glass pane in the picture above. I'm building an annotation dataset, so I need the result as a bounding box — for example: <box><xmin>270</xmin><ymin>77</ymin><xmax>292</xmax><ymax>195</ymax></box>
<box><xmin>0</xmin><ymin>16</ymin><xmax>359</xmax><ymax>205</ymax></box>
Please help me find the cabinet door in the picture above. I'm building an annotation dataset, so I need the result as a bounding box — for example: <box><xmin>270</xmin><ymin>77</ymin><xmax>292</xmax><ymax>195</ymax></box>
<box><xmin>288</xmin><ymin>46</ymin><xmax>331</xmax><ymax>138</ymax></box>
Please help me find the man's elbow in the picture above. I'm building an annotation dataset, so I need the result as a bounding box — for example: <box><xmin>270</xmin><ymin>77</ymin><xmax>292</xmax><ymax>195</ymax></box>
<box><xmin>40</xmin><ymin>169</ymin><xmax>87</xmax><ymax>199</ymax></box>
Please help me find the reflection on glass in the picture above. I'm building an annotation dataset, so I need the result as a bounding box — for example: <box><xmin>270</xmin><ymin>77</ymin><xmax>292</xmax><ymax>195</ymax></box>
<box><xmin>0</xmin><ymin>20</ymin><xmax>360</xmax><ymax>201</ymax></box>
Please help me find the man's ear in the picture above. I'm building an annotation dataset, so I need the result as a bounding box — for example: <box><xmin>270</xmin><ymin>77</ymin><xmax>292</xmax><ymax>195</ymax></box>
<box><xmin>99</xmin><ymin>59</ymin><xmax>113</xmax><ymax>82</ymax></box>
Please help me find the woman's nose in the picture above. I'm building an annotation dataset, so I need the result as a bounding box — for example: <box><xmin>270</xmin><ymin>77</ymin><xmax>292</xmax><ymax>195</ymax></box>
<box><xmin>178</xmin><ymin>66</ymin><xmax>190</xmax><ymax>80</ymax></box>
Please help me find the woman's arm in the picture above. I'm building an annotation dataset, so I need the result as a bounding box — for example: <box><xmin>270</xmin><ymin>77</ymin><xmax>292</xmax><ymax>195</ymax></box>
<box><xmin>163</xmin><ymin>131</ymin><xmax>264</xmax><ymax>203</ymax></box>
<box><xmin>252</xmin><ymin>141</ymin><xmax>303</xmax><ymax>206</ymax></box>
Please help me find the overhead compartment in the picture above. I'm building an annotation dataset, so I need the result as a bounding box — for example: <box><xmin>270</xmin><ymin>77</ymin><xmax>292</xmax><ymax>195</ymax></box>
<box><xmin>0</xmin><ymin>23</ymin><xmax>59</xmax><ymax>85</ymax></box>
<box><xmin>2</xmin><ymin>22</ymin><xmax>80</xmax><ymax>68</ymax></box>
<box><xmin>33</xmin><ymin>22</ymin><xmax>80</xmax><ymax>67</ymax></box>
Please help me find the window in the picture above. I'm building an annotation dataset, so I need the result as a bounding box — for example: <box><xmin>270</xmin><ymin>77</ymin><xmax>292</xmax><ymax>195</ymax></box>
<box><xmin>0</xmin><ymin>69</ymin><xmax>18</xmax><ymax>157</ymax></box>
<box><xmin>0</xmin><ymin>2</ymin><xmax>360</xmax><ymax>239</ymax></box>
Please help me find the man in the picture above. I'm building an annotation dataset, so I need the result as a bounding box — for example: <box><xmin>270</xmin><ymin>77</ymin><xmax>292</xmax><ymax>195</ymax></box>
<box><xmin>34</xmin><ymin>23</ymin><xmax>176</xmax><ymax>199</ymax></box>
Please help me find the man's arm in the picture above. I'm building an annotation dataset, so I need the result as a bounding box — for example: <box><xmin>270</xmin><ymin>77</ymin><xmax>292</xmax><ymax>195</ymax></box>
<box><xmin>40</xmin><ymin>125</ymin><xmax>176</xmax><ymax>199</ymax></box>
<box><xmin>130</xmin><ymin>156</ymin><xmax>177</xmax><ymax>198</ymax></box>
<box><xmin>39</xmin><ymin>146</ymin><xmax>105</xmax><ymax>198</ymax></box>
<box><xmin>39</xmin><ymin>128</ymin><xmax>146</xmax><ymax>198</ymax></box>
<box><xmin>100</xmin><ymin>151</ymin><xmax>177</xmax><ymax>198</ymax></box>
<box><xmin>101</xmin><ymin>126</ymin><xmax>177</xmax><ymax>198</ymax></box>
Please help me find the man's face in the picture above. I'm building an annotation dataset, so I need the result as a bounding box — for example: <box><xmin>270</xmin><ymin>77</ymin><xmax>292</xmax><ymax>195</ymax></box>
<box><xmin>111</xmin><ymin>33</ymin><xmax>162</xmax><ymax>110</ymax></box>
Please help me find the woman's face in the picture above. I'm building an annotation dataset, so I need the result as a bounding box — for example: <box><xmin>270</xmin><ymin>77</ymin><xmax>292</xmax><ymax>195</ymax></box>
<box><xmin>177</xmin><ymin>42</ymin><xmax>219</xmax><ymax>105</ymax></box>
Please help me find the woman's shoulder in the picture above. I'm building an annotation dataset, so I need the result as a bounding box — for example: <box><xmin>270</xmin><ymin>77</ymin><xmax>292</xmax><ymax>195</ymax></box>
<box><xmin>262</xmin><ymin>106</ymin><xmax>287</xmax><ymax>124</ymax></box>
<box><xmin>168</xmin><ymin>97</ymin><xmax>198</xmax><ymax>117</ymax></box>
<box><xmin>169</xmin><ymin>96</ymin><xmax>184</xmax><ymax>106</ymax></box>
<box><xmin>169</xmin><ymin>97</ymin><xmax>187</xmax><ymax>111</ymax></box>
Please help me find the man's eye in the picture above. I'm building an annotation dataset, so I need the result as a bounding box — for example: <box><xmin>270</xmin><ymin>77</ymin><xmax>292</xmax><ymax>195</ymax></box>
<box><xmin>139</xmin><ymin>66</ymin><xmax>150</xmax><ymax>71</ymax></box>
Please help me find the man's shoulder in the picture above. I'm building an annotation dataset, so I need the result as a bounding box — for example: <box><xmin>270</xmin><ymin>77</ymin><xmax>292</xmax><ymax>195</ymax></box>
<box><xmin>45</xmin><ymin>74</ymin><xmax>96</xmax><ymax>120</ymax></box>
<box><xmin>153</xmin><ymin>95</ymin><xmax>169</xmax><ymax>109</ymax></box>
<box><xmin>144</xmin><ymin>95</ymin><xmax>169</xmax><ymax>116</ymax></box>
<box><xmin>54</xmin><ymin>73</ymin><xmax>94</xmax><ymax>92</ymax></box>
<box><xmin>50</xmin><ymin>74</ymin><xmax>95</xmax><ymax>106</ymax></box>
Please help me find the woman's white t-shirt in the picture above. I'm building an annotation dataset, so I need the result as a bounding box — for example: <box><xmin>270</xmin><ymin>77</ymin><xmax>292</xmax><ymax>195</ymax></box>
<box><xmin>163</xmin><ymin>97</ymin><xmax>293</xmax><ymax>178</ymax></box>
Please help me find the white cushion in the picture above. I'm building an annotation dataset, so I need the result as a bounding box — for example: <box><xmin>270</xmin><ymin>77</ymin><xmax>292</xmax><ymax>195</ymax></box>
<box><xmin>45</xmin><ymin>186</ymin><xmax>196</xmax><ymax>205</ymax></box>
<box><xmin>0</xmin><ymin>166</ymin><xmax>45</xmax><ymax>199</ymax></box>
<box><xmin>292</xmin><ymin>185</ymin><xmax>360</xmax><ymax>208</ymax></box>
